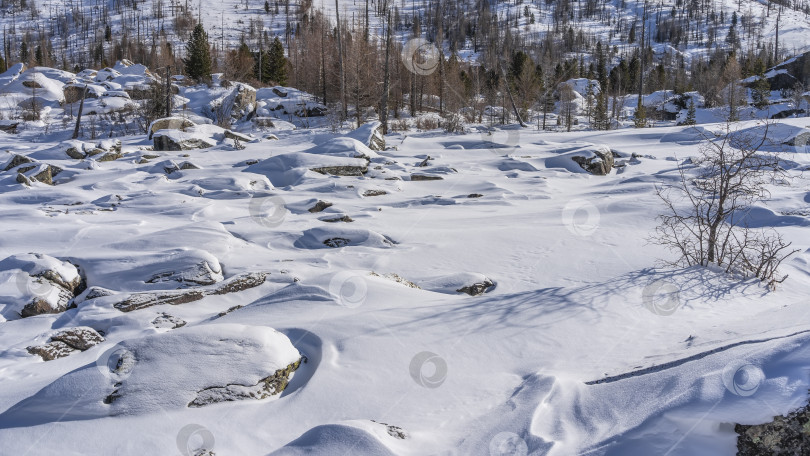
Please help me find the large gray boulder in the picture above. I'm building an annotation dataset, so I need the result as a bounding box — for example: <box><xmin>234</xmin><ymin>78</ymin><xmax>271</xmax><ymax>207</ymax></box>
<box><xmin>347</xmin><ymin>121</ymin><xmax>386</xmax><ymax>151</ymax></box>
<box><xmin>15</xmin><ymin>163</ymin><xmax>63</xmax><ymax>186</ymax></box>
<box><xmin>27</xmin><ymin>327</ymin><xmax>105</xmax><ymax>361</ymax></box>
<box><xmin>147</xmin><ymin>117</ymin><xmax>195</xmax><ymax>139</ymax></box>
<box><xmin>209</xmin><ymin>83</ymin><xmax>256</xmax><ymax>121</ymax></box>
<box><xmin>152</xmin><ymin>130</ymin><xmax>216</xmax><ymax>151</ymax></box>
<box><xmin>571</xmin><ymin>145</ymin><xmax>614</xmax><ymax>175</ymax></box>
<box><xmin>0</xmin><ymin>253</ymin><xmax>85</xmax><ymax>318</ymax></box>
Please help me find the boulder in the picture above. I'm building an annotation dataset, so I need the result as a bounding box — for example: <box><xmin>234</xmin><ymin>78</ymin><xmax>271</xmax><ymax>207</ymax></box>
<box><xmin>153</xmin><ymin>130</ymin><xmax>216</xmax><ymax>151</ymax></box>
<box><xmin>253</xmin><ymin>117</ymin><xmax>276</xmax><ymax>128</ymax></box>
<box><xmin>223</xmin><ymin>129</ymin><xmax>252</xmax><ymax>143</ymax></box>
<box><xmin>63</xmin><ymin>84</ymin><xmax>100</xmax><ymax>103</ymax></box>
<box><xmin>410</xmin><ymin>174</ymin><xmax>444</xmax><ymax>181</ymax></box>
<box><xmin>209</xmin><ymin>83</ymin><xmax>256</xmax><ymax>121</ymax></box>
<box><xmin>308</xmin><ymin>200</ymin><xmax>333</xmax><ymax>213</ymax></box>
<box><xmin>114</xmin><ymin>272</ymin><xmax>266</xmax><ymax>312</ymax></box>
<box><xmin>456</xmin><ymin>279</ymin><xmax>495</xmax><ymax>296</ymax></box>
<box><xmin>152</xmin><ymin>313</ymin><xmax>187</xmax><ymax>329</ymax></box>
<box><xmin>62</xmin><ymin>139</ymin><xmax>121</xmax><ymax>160</ymax></box>
<box><xmin>16</xmin><ymin>163</ymin><xmax>63</xmax><ymax>186</ymax></box>
<box><xmin>736</xmin><ymin>401</ymin><xmax>810</xmax><ymax>455</ymax></box>
<box><xmin>27</xmin><ymin>341</ymin><xmax>76</xmax><ymax>361</ymax></box>
<box><xmin>145</xmin><ymin>254</ymin><xmax>223</xmax><ymax>286</ymax></box>
<box><xmin>98</xmin><ymin>324</ymin><xmax>301</xmax><ymax>413</ymax></box>
<box><xmin>189</xmin><ymin>357</ymin><xmax>302</xmax><ymax>407</ymax></box>
<box><xmin>49</xmin><ymin>327</ymin><xmax>105</xmax><ymax>351</ymax></box>
<box><xmin>147</xmin><ymin>117</ymin><xmax>195</xmax><ymax>139</ymax></box>
<box><xmin>346</xmin><ymin>121</ymin><xmax>386</xmax><ymax>151</ymax></box>
<box><xmin>0</xmin><ymin>253</ymin><xmax>85</xmax><ymax>318</ymax></box>
<box><xmin>570</xmin><ymin>146</ymin><xmax>614</xmax><ymax>175</ymax></box>
<box><xmin>3</xmin><ymin>154</ymin><xmax>33</xmax><ymax>171</ymax></box>
<box><xmin>0</xmin><ymin>120</ymin><xmax>19</xmax><ymax>133</ymax></box>
<box><xmin>787</xmin><ymin>131</ymin><xmax>810</xmax><ymax>147</ymax></box>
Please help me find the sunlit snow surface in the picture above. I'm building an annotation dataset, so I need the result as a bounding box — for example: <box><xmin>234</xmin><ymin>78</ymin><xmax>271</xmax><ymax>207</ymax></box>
<box><xmin>0</xmin><ymin>119</ymin><xmax>809</xmax><ymax>455</ymax></box>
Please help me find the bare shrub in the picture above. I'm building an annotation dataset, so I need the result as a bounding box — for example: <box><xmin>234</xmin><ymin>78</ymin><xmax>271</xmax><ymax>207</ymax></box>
<box><xmin>388</xmin><ymin>118</ymin><xmax>410</xmax><ymax>132</ymax></box>
<box><xmin>415</xmin><ymin>115</ymin><xmax>440</xmax><ymax>131</ymax></box>
<box><xmin>653</xmin><ymin>121</ymin><xmax>799</xmax><ymax>288</ymax></box>
<box><xmin>442</xmin><ymin>112</ymin><xmax>466</xmax><ymax>134</ymax></box>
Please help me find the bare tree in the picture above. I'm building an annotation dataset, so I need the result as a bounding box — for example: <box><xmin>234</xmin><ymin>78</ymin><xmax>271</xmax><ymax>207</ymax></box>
<box><xmin>789</xmin><ymin>82</ymin><xmax>806</xmax><ymax>116</ymax></box>
<box><xmin>559</xmin><ymin>84</ymin><xmax>578</xmax><ymax>132</ymax></box>
<box><xmin>653</xmin><ymin>121</ymin><xmax>799</xmax><ymax>288</ymax></box>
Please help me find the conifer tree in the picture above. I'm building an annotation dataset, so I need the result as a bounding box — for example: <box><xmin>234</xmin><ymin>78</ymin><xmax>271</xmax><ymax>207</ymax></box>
<box><xmin>684</xmin><ymin>98</ymin><xmax>697</xmax><ymax>125</ymax></box>
<box><xmin>593</xmin><ymin>41</ymin><xmax>610</xmax><ymax>130</ymax></box>
<box><xmin>265</xmin><ymin>37</ymin><xmax>288</xmax><ymax>86</ymax></box>
<box><xmin>634</xmin><ymin>99</ymin><xmax>647</xmax><ymax>128</ymax></box>
<box><xmin>184</xmin><ymin>24</ymin><xmax>212</xmax><ymax>82</ymax></box>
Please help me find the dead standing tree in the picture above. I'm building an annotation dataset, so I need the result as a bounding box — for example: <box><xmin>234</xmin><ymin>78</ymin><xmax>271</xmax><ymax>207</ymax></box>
<box><xmin>653</xmin><ymin>121</ymin><xmax>799</xmax><ymax>288</ymax></box>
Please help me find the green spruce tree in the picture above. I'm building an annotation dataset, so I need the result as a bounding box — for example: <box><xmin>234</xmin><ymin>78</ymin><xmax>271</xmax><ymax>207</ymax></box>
<box><xmin>634</xmin><ymin>99</ymin><xmax>647</xmax><ymax>128</ymax></box>
<box><xmin>751</xmin><ymin>61</ymin><xmax>771</xmax><ymax>110</ymax></box>
<box><xmin>593</xmin><ymin>41</ymin><xmax>610</xmax><ymax>130</ymax></box>
<box><xmin>683</xmin><ymin>97</ymin><xmax>697</xmax><ymax>125</ymax></box>
<box><xmin>266</xmin><ymin>37</ymin><xmax>288</xmax><ymax>86</ymax></box>
<box><xmin>184</xmin><ymin>24</ymin><xmax>212</xmax><ymax>82</ymax></box>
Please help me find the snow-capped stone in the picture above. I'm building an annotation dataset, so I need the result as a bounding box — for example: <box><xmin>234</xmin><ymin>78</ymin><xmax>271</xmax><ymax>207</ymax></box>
<box><xmin>346</xmin><ymin>121</ymin><xmax>386</xmax><ymax>151</ymax></box>
<box><xmin>147</xmin><ymin>117</ymin><xmax>195</xmax><ymax>139</ymax></box>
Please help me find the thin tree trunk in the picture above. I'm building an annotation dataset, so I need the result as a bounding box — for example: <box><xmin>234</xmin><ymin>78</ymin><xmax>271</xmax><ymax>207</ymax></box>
<box><xmin>72</xmin><ymin>85</ymin><xmax>88</xmax><ymax>139</ymax></box>
<box><xmin>380</xmin><ymin>11</ymin><xmax>392</xmax><ymax>134</ymax></box>
<box><xmin>335</xmin><ymin>0</ymin><xmax>347</xmax><ymax>121</ymax></box>
<box><xmin>500</xmin><ymin>62</ymin><xmax>527</xmax><ymax>127</ymax></box>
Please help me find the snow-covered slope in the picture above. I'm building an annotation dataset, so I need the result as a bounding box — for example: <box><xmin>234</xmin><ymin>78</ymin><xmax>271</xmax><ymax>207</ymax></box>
<box><xmin>2</xmin><ymin>0</ymin><xmax>809</xmax><ymax>69</ymax></box>
<box><xmin>0</xmin><ymin>116</ymin><xmax>809</xmax><ymax>454</ymax></box>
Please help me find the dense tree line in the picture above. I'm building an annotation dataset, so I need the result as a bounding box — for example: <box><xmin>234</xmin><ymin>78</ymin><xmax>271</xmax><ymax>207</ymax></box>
<box><xmin>0</xmin><ymin>0</ymin><xmax>802</xmax><ymax>128</ymax></box>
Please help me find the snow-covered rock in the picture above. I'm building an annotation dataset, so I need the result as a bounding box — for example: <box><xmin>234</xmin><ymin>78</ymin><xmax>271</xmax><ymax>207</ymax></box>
<box><xmin>0</xmin><ymin>253</ymin><xmax>83</xmax><ymax>319</ymax></box>
<box><xmin>27</xmin><ymin>327</ymin><xmax>105</xmax><ymax>361</ymax></box>
<box><xmin>1</xmin><ymin>325</ymin><xmax>300</xmax><ymax>421</ymax></box>
<box><xmin>269</xmin><ymin>421</ymin><xmax>408</xmax><ymax>455</ymax></box>
<box><xmin>152</xmin><ymin>129</ymin><xmax>217</xmax><ymax>151</ymax></box>
<box><xmin>295</xmin><ymin>226</ymin><xmax>395</xmax><ymax>249</ymax></box>
<box><xmin>147</xmin><ymin>116</ymin><xmax>195</xmax><ymax>139</ymax></box>
<box><xmin>246</xmin><ymin>151</ymin><xmax>369</xmax><ymax>187</ymax></box>
<box><xmin>544</xmin><ymin>143</ymin><xmax>614</xmax><ymax>175</ymax></box>
<box><xmin>346</xmin><ymin>121</ymin><xmax>386</xmax><ymax>151</ymax></box>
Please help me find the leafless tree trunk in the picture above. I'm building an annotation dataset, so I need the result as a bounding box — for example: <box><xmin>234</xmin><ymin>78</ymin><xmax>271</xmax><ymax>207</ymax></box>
<box><xmin>335</xmin><ymin>0</ymin><xmax>346</xmax><ymax>121</ymax></box>
<box><xmin>380</xmin><ymin>11</ymin><xmax>392</xmax><ymax>134</ymax></box>
<box><xmin>72</xmin><ymin>85</ymin><xmax>88</xmax><ymax>139</ymax></box>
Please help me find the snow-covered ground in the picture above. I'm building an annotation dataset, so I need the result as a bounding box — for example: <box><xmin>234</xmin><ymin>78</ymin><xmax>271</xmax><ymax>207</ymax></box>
<box><xmin>1</xmin><ymin>114</ymin><xmax>809</xmax><ymax>454</ymax></box>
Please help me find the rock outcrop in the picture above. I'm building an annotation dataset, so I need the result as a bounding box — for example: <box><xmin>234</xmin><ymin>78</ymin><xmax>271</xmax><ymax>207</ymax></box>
<box><xmin>27</xmin><ymin>327</ymin><xmax>104</xmax><ymax>361</ymax></box>
<box><xmin>114</xmin><ymin>272</ymin><xmax>266</xmax><ymax>312</ymax></box>
<box><xmin>571</xmin><ymin>146</ymin><xmax>614</xmax><ymax>175</ymax></box>
<box><xmin>736</xmin><ymin>402</ymin><xmax>810</xmax><ymax>455</ymax></box>
<box><xmin>147</xmin><ymin>117</ymin><xmax>195</xmax><ymax>139</ymax></box>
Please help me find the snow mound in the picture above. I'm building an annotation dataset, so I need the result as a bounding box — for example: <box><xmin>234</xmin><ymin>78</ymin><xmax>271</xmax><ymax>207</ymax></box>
<box><xmin>345</xmin><ymin>121</ymin><xmax>385</xmax><ymax>150</ymax></box>
<box><xmin>0</xmin><ymin>324</ymin><xmax>300</xmax><ymax>424</ymax></box>
<box><xmin>269</xmin><ymin>421</ymin><xmax>407</xmax><ymax>455</ymax></box>
<box><xmin>295</xmin><ymin>226</ymin><xmax>396</xmax><ymax>249</ymax></box>
<box><xmin>79</xmin><ymin>248</ymin><xmax>224</xmax><ymax>293</ymax></box>
<box><xmin>246</xmin><ymin>152</ymin><xmax>369</xmax><ymax>187</ymax></box>
<box><xmin>544</xmin><ymin>144</ymin><xmax>613</xmax><ymax>173</ymax></box>
<box><xmin>0</xmin><ymin>62</ymin><xmax>25</xmax><ymax>86</ymax></box>
<box><xmin>418</xmin><ymin>272</ymin><xmax>494</xmax><ymax>295</ymax></box>
<box><xmin>304</xmin><ymin>137</ymin><xmax>380</xmax><ymax>159</ymax></box>
<box><xmin>255</xmin><ymin>86</ymin><xmax>327</xmax><ymax>118</ymax></box>
<box><xmin>3</xmin><ymin>69</ymin><xmax>66</xmax><ymax>107</ymax></box>
<box><xmin>0</xmin><ymin>253</ymin><xmax>81</xmax><ymax>320</ymax></box>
